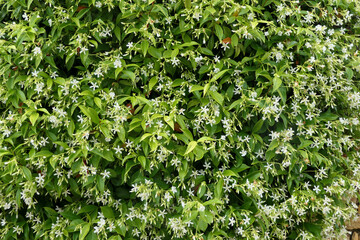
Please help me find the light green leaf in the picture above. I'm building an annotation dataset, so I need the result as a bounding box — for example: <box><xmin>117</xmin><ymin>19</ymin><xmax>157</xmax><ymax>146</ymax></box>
<box><xmin>203</xmin><ymin>198</ymin><xmax>223</xmax><ymax>206</ymax></box>
<box><xmin>141</xmin><ymin>41</ymin><xmax>149</xmax><ymax>57</ymax></box>
<box><xmin>215</xmin><ymin>24</ymin><xmax>223</xmax><ymax>40</ymax></box>
<box><xmin>22</xmin><ymin>166</ymin><xmax>32</xmax><ymax>181</ymax></box>
<box><xmin>94</xmin><ymin>97</ymin><xmax>102</xmax><ymax>109</ymax></box>
<box><xmin>122</xmin><ymin>70</ymin><xmax>136</xmax><ymax>82</ymax></box>
<box><xmin>148</xmin><ymin>46</ymin><xmax>162</xmax><ymax>59</ymax></box>
<box><xmin>272</xmin><ymin>76</ymin><xmax>282</xmax><ymax>93</ymax></box>
<box><xmin>190</xmin><ymin>85</ymin><xmax>204</xmax><ymax>93</ymax></box>
<box><xmin>185</xmin><ymin>141</ymin><xmax>197</xmax><ymax>155</ymax></box>
<box><xmin>138</xmin><ymin>156</ymin><xmax>147</xmax><ymax>169</ymax></box>
<box><xmin>209</xmin><ymin>69</ymin><xmax>229</xmax><ymax>83</ymax></box>
<box><xmin>30</xmin><ymin>112</ymin><xmax>39</xmax><ymax>125</ymax></box>
<box><xmin>197</xmin><ymin>137</ymin><xmax>215</xmax><ymax>142</ymax></box>
<box><xmin>149</xmin><ymin>76</ymin><xmax>158</xmax><ymax>90</ymax></box>
<box><xmin>79</xmin><ymin>223</ymin><xmax>90</xmax><ymax>240</ymax></box>
<box><xmin>209</xmin><ymin>91</ymin><xmax>224</xmax><ymax>105</ymax></box>
<box><xmin>184</xmin><ymin>0</ymin><xmax>191</xmax><ymax>9</ymax></box>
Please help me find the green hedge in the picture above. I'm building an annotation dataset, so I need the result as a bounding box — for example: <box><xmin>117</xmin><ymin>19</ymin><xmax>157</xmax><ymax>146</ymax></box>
<box><xmin>1</xmin><ymin>0</ymin><xmax>360</xmax><ymax>239</ymax></box>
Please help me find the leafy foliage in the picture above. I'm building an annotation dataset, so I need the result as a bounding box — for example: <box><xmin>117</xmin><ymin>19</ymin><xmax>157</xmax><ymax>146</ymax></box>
<box><xmin>0</xmin><ymin>0</ymin><xmax>360</xmax><ymax>239</ymax></box>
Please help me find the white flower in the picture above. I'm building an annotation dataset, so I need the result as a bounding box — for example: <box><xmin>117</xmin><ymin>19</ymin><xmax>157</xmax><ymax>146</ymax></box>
<box><xmin>171</xmin><ymin>57</ymin><xmax>180</xmax><ymax>66</ymax></box>
<box><xmin>195</xmin><ymin>56</ymin><xmax>203</xmax><ymax>64</ymax></box>
<box><xmin>33</xmin><ymin>47</ymin><xmax>42</xmax><ymax>56</ymax></box>
<box><xmin>277</xmin><ymin>42</ymin><xmax>284</xmax><ymax>50</ymax></box>
<box><xmin>228</xmin><ymin>217</ymin><xmax>235</xmax><ymax>226</ymax></box>
<box><xmin>243</xmin><ymin>215</ymin><xmax>250</xmax><ymax>225</ymax></box>
<box><xmin>90</xmin><ymin>82</ymin><xmax>99</xmax><ymax>90</ymax></box>
<box><xmin>22</xmin><ymin>13</ymin><xmax>29</xmax><ymax>21</ymax></box>
<box><xmin>198</xmin><ymin>205</ymin><xmax>205</xmax><ymax>212</ymax></box>
<box><xmin>309</xmin><ymin>56</ymin><xmax>315</xmax><ymax>63</ymax></box>
<box><xmin>94</xmin><ymin>68</ymin><xmax>103</xmax><ymax>78</ymax></box>
<box><xmin>50</xmin><ymin>72</ymin><xmax>58</xmax><ymax>79</ymax></box>
<box><xmin>57</xmin><ymin>44</ymin><xmax>65</xmax><ymax>52</ymax></box>
<box><xmin>236</xmin><ymin>227</ymin><xmax>244</xmax><ymax>236</ymax></box>
<box><xmin>95</xmin><ymin>1</ymin><xmax>102</xmax><ymax>8</ymax></box>
<box><xmin>170</xmin><ymin>186</ymin><xmax>177</xmax><ymax>194</ymax></box>
<box><xmin>35</xmin><ymin>82</ymin><xmax>44</xmax><ymax>94</ymax></box>
<box><xmin>114</xmin><ymin>145</ymin><xmax>123</xmax><ymax>154</ymax></box>
<box><xmin>164</xmin><ymin>192</ymin><xmax>172</xmax><ymax>202</ymax></box>
<box><xmin>80</xmin><ymin>46</ymin><xmax>88</xmax><ymax>54</ymax></box>
<box><xmin>114</xmin><ymin>59</ymin><xmax>122</xmax><ymax>68</ymax></box>
<box><xmin>101</xmin><ymin>170</ymin><xmax>111</xmax><ymax>179</ymax></box>
<box><xmin>76</xmin><ymin>115</ymin><xmax>84</xmax><ymax>124</ymax></box>
<box><xmin>313</xmin><ymin>185</ymin><xmax>320</xmax><ymax>194</ymax></box>
<box><xmin>221</xmin><ymin>42</ymin><xmax>230</xmax><ymax>51</ymax></box>
<box><xmin>193</xmin><ymin>12</ymin><xmax>202</xmax><ymax>21</ymax></box>
<box><xmin>126</xmin><ymin>42</ymin><xmax>134</xmax><ymax>48</ymax></box>
<box><xmin>32</xmin><ymin>70</ymin><xmax>39</xmax><ymax>77</ymax></box>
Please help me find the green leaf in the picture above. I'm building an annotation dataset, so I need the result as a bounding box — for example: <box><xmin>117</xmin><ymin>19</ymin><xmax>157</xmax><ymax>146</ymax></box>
<box><xmin>148</xmin><ymin>46</ymin><xmax>162</xmax><ymax>59</ymax></box>
<box><xmin>223</xmin><ymin>170</ymin><xmax>239</xmax><ymax>177</ymax></box>
<box><xmin>245</xmin><ymin>171</ymin><xmax>261</xmax><ymax>182</ymax></box>
<box><xmin>199</xmin><ymin>48</ymin><xmax>214</xmax><ymax>56</ymax></box>
<box><xmin>304</xmin><ymin>223</ymin><xmax>322</xmax><ymax>237</ymax></box>
<box><xmin>215</xmin><ymin>178</ymin><xmax>223</xmax><ymax>198</ymax></box>
<box><xmin>298</xmin><ymin>140</ymin><xmax>313</xmax><ymax>150</ymax></box>
<box><xmin>249</xmin><ymin>29</ymin><xmax>265</xmax><ymax>43</ymax></box>
<box><xmin>27</xmin><ymin>0</ymin><xmax>33</xmax><ymax>9</ymax></box>
<box><xmin>209</xmin><ymin>91</ymin><xmax>224</xmax><ymax>105</ymax></box>
<box><xmin>164</xmin><ymin>116</ymin><xmax>174</xmax><ymax>130</ymax></box>
<box><xmin>71</xmin><ymin>17</ymin><xmax>81</xmax><ymax>28</ymax></box>
<box><xmin>94</xmin><ymin>97</ymin><xmax>102</xmax><ymax>109</ymax></box>
<box><xmin>138</xmin><ymin>156</ymin><xmax>147</xmax><ymax>169</ymax></box>
<box><xmin>197</xmin><ymin>137</ymin><xmax>215</xmax><ymax>142</ymax></box>
<box><xmin>141</xmin><ymin>40</ymin><xmax>149</xmax><ymax>57</ymax></box>
<box><xmin>215</xmin><ymin>24</ymin><xmax>223</xmax><ymax>40</ymax></box>
<box><xmin>232</xmin><ymin>164</ymin><xmax>250</xmax><ymax>173</ymax></box>
<box><xmin>272</xmin><ymin>76</ymin><xmax>282</xmax><ymax>93</ymax></box>
<box><xmin>184</xmin><ymin>0</ymin><xmax>191</xmax><ymax>9</ymax></box>
<box><xmin>100</xmin><ymin>125</ymin><xmax>111</xmax><ymax>139</ymax></box>
<box><xmin>317</xmin><ymin>110</ymin><xmax>338</xmax><ymax>121</ymax></box>
<box><xmin>268</xmin><ymin>140</ymin><xmax>279</xmax><ymax>151</ymax></box>
<box><xmin>209</xmin><ymin>69</ymin><xmax>229</xmax><ymax>83</ymax></box>
<box><xmin>101</xmin><ymin>206</ymin><xmax>115</xmax><ymax>219</ymax></box>
<box><xmin>231</xmin><ymin>34</ymin><xmax>239</xmax><ymax>47</ymax></box>
<box><xmin>79</xmin><ymin>223</ymin><xmax>90</xmax><ymax>240</ymax></box>
<box><xmin>197</xmin><ymin>219</ymin><xmax>208</xmax><ymax>231</ymax></box>
<box><xmin>203</xmin><ymin>198</ymin><xmax>223</xmax><ymax>206</ymax></box>
<box><xmin>97</xmin><ymin>175</ymin><xmax>105</xmax><ymax>192</ymax></box>
<box><xmin>122</xmin><ymin>70</ymin><xmax>136</xmax><ymax>82</ymax></box>
<box><xmin>79</xmin><ymin>106</ymin><xmax>99</xmax><ymax>124</ymax></box>
<box><xmin>88</xmin><ymin>108</ymin><xmax>100</xmax><ymax>124</ymax></box>
<box><xmin>185</xmin><ymin>141</ymin><xmax>197</xmax><ymax>155</ymax></box>
<box><xmin>114</xmin><ymin>26</ymin><xmax>121</xmax><ymax>41</ymax></box>
<box><xmin>91</xmin><ymin>148</ymin><xmax>114</xmax><ymax>162</ymax></box>
<box><xmin>78</xmin><ymin>205</ymin><xmax>98</xmax><ymax>214</ymax></box>
<box><xmin>190</xmin><ymin>85</ymin><xmax>204</xmax><ymax>93</ymax></box>
<box><xmin>22</xmin><ymin>166</ymin><xmax>32</xmax><ymax>181</ymax></box>
<box><xmin>17</xmin><ymin>89</ymin><xmax>26</xmax><ymax>102</ymax></box>
<box><xmin>29</xmin><ymin>112</ymin><xmax>39</xmax><ymax>125</ymax></box>
<box><xmin>149</xmin><ymin>76</ymin><xmax>158</xmax><ymax>90</ymax></box>
<box><xmin>252</xmin><ymin>119</ymin><xmax>263</xmax><ymax>133</ymax></box>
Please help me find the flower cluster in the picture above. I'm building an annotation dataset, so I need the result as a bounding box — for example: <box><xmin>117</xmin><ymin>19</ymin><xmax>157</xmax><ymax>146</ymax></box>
<box><xmin>0</xmin><ymin>0</ymin><xmax>360</xmax><ymax>239</ymax></box>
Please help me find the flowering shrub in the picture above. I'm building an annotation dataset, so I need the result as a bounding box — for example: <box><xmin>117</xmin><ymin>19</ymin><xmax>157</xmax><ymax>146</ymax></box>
<box><xmin>1</xmin><ymin>0</ymin><xmax>360</xmax><ymax>239</ymax></box>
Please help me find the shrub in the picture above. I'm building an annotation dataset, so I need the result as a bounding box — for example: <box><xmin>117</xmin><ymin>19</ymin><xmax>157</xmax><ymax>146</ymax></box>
<box><xmin>1</xmin><ymin>0</ymin><xmax>360</xmax><ymax>239</ymax></box>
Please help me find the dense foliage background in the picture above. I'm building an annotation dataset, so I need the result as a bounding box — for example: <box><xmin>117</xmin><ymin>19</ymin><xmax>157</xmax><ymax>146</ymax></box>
<box><xmin>1</xmin><ymin>0</ymin><xmax>360</xmax><ymax>239</ymax></box>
